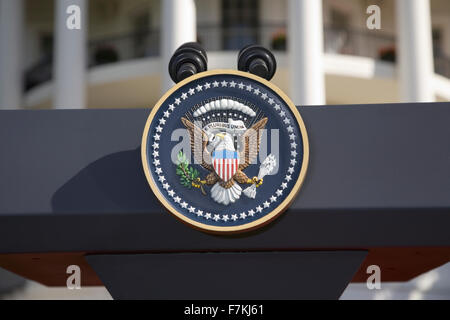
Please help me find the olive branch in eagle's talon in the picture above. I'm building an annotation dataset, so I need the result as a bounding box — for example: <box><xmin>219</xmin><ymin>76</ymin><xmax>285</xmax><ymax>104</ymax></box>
<box><xmin>176</xmin><ymin>151</ymin><xmax>207</xmax><ymax>195</ymax></box>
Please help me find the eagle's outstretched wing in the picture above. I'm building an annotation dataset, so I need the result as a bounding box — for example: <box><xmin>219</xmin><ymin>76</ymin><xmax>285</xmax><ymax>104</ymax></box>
<box><xmin>181</xmin><ymin>117</ymin><xmax>214</xmax><ymax>172</ymax></box>
<box><xmin>238</xmin><ymin>117</ymin><xmax>268</xmax><ymax>171</ymax></box>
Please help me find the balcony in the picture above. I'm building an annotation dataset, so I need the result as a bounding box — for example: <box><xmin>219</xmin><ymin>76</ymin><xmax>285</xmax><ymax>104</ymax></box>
<box><xmin>24</xmin><ymin>25</ymin><xmax>450</xmax><ymax>92</ymax></box>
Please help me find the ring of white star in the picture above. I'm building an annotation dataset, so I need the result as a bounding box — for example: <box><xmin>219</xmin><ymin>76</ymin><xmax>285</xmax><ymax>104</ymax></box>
<box><xmin>150</xmin><ymin>79</ymin><xmax>299</xmax><ymax>223</ymax></box>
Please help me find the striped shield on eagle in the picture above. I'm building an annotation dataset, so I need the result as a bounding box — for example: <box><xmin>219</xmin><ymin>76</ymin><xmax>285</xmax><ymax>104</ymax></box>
<box><xmin>212</xmin><ymin>149</ymin><xmax>239</xmax><ymax>182</ymax></box>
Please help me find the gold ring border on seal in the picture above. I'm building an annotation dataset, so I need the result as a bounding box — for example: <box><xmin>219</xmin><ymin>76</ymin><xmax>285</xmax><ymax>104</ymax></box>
<box><xmin>141</xmin><ymin>69</ymin><xmax>309</xmax><ymax>234</ymax></box>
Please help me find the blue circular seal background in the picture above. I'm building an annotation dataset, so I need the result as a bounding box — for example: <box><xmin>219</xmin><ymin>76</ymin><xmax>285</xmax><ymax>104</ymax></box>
<box><xmin>142</xmin><ymin>71</ymin><xmax>308</xmax><ymax>232</ymax></box>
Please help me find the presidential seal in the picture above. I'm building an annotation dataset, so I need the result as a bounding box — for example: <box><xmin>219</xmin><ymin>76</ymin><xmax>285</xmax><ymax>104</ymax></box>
<box><xmin>142</xmin><ymin>69</ymin><xmax>309</xmax><ymax>233</ymax></box>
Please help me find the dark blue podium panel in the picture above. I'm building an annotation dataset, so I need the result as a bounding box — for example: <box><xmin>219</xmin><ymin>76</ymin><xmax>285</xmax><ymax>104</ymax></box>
<box><xmin>86</xmin><ymin>251</ymin><xmax>367</xmax><ymax>300</ymax></box>
<box><xmin>0</xmin><ymin>103</ymin><xmax>449</xmax><ymax>287</ymax></box>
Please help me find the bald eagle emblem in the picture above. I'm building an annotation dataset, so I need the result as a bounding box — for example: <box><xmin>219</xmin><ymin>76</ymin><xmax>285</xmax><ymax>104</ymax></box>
<box><xmin>177</xmin><ymin>98</ymin><xmax>277</xmax><ymax>206</ymax></box>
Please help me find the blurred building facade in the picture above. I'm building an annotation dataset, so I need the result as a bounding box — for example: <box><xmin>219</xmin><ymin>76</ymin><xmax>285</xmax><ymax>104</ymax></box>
<box><xmin>0</xmin><ymin>0</ymin><xmax>450</xmax><ymax>109</ymax></box>
<box><xmin>1</xmin><ymin>0</ymin><xmax>450</xmax><ymax>300</ymax></box>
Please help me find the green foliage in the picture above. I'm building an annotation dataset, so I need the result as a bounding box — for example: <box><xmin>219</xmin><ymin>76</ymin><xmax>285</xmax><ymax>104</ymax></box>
<box><xmin>176</xmin><ymin>151</ymin><xmax>199</xmax><ymax>189</ymax></box>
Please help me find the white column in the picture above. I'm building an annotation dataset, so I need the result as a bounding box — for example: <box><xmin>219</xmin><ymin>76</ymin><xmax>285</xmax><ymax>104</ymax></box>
<box><xmin>288</xmin><ymin>0</ymin><xmax>325</xmax><ymax>106</ymax></box>
<box><xmin>53</xmin><ymin>0</ymin><xmax>87</xmax><ymax>109</ymax></box>
<box><xmin>396</xmin><ymin>0</ymin><xmax>435</xmax><ymax>102</ymax></box>
<box><xmin>161</xmin><ymin>0</ymin><xmax>196</xmax><ymax>93</ymax></box>
<box><xmin>0</xmin><ymin>0</ymin><xmax>24</xmax><ymax>109</ymax></box>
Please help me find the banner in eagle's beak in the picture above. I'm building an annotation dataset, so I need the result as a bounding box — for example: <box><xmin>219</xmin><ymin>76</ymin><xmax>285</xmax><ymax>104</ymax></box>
<box><xmin>212</xmin><ymin>149</ymin><xmax>239</xmax><ymax>182</ymax></box>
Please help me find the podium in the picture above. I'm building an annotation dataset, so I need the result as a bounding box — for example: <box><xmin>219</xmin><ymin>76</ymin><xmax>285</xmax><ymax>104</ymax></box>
<box><xmin>0</xmin><ymin>103</ymin><xmax>449</xmax><ymax>299</ymax></box>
